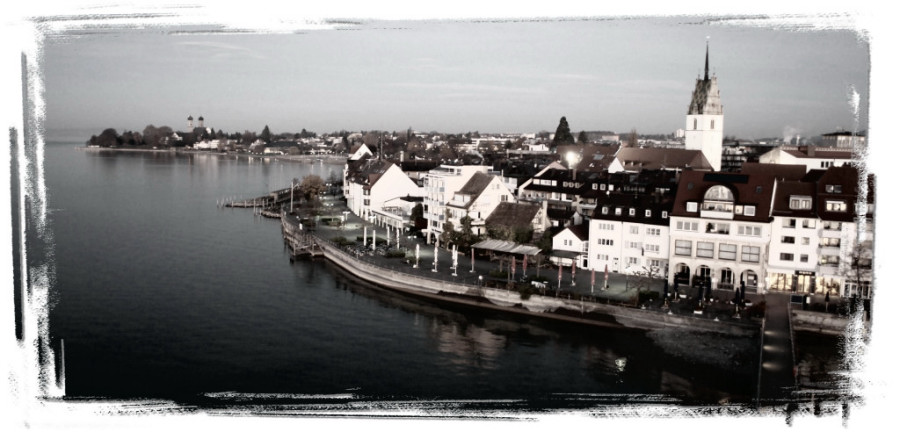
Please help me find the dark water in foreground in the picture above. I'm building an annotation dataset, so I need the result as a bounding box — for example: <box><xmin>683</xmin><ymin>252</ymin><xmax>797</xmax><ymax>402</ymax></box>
<box><xmin>38</xmin><ymin>144</ymin><xmax>839</xmax><ymax>408</ymax></box>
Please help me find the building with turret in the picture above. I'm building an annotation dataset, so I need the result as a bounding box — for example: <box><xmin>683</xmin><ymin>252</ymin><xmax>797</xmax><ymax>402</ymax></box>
<box><xmin>684</xmin><ymin>44</ymin><xmax>724</xmax><ymax>171</ymax></box>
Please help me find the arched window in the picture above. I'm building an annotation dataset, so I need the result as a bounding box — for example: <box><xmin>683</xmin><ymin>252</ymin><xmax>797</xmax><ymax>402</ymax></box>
<box><xmin>693</xmin><ymin>118</ymin><xmax>698</xmax><ymax>130</ymax></box>
<box><xmin>711</xmin><ymin>119</ymin><xmax>715</xmax><ymax>129</ymax></box>
<box><xmin>702</xmin><ymin>185</ymin><xmax>735</xmax><ymax>216</ymax></box>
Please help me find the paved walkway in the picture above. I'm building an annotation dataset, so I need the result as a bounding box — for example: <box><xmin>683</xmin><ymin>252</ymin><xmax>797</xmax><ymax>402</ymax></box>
<box><xmin>301</xmin><ymin>203</ymin><xmax>763</xmax><ymax>321</ymax></box>
<box><xmin>757</xmin><ymin>293</ymin><xmax>797</xmax><ymax>405</ymax></box>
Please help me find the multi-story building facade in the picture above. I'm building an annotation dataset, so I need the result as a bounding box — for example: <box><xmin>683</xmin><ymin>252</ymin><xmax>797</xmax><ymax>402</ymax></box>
<box><xmin>667</xmin><ymin>171</ymin><xmax>776</xmax><ymax>293</ymax></box>
<box><xmin>422</xmin><ymin>165</ymin><xmax>490</xmax><ymax>244</ymax></box>
<box><xmin>587</xmin><ymin>170</ymin><xmax>677</xmax><ymax>276</ymax></box>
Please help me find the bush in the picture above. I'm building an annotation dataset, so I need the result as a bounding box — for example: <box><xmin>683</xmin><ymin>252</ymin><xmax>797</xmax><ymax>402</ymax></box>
<box><xmin>638</xmin><ymin>291</ymin><xmax>660</xmax><ymax>304</ymax></box>
<box><xmin>517</xmin><ymin>283</ymin><xmax>536</xmax><ymax>300</ymax></box>
<box><xmin>332</xmin><ymin>236</ymin><xmax>355</xmax><ymax>246</ymax></box>
<box><xmin>488</xmin><ymin>270</ymin><xmax>508</xmax><ymax>279</ymax></box>
<box><xmin>747</xmin><ymin>301</ymin><xmax>766</xmax><ymax>318</ymax></box>
<box><xmin>384</xmin><ymin>250</ymin><xmax>406</xmax><ymax>258</ymax></box>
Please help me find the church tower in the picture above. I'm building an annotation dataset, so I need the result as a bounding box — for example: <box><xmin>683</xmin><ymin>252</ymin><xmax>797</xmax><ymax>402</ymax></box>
<box><xmin>187</xmin><ymin>115</ymin><xmax>194</xmax><ymax>129</ymax></box>
<box><xmin>198</xmin><ymin>115</ymin><xmax>204</xmax><ymax>128</ymax></box>
<box><xmin>684</xmin><ymin>43</ymin><xmax>724</xmax><ymax>171</ymax></box>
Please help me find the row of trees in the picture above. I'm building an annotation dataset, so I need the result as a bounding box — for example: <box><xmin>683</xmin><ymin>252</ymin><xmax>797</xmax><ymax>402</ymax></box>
<box><xmin>86</xmin><ymin>124</ymin><xmax>319</xmax><ymax>148</ymax></box>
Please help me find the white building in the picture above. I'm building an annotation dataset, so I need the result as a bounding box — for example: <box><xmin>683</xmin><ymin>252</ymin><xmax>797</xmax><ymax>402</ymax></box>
<box><xmin>684</xmin><ymin>45</ymin><xmax>724</xmax><ymax>171</ymax></box>
<box><xmin>588</xmin><ymin>188</ymin><xmax>674</xmax><ymax>277</ymax></box>
<box><xmin>551</xmin><ymin>224</ymin><xmax>589</xmax><ymax>268</ymax></box>
<box><xmin>422</xmin><ymin>165</ymin><xmax>490</xmax><ymax>244</ymax></box>
<box><xmin>345</xmin><ymin>159</ymin><xmax>421</xmax><ymax>221</ymax></box>
<box><xmin>757</xmin><ymin>146</ymin><xmax>855</xmax><ymax>172</ymax></box>
<box><xmin>666</xmin><ymin>171</ymin><xmax>775</xmax><ymax>293</ymax></box>
<box><xmin>444</xmin><ymin>172</ymin><xmax>515</xmax><ymax>236</ymax></box>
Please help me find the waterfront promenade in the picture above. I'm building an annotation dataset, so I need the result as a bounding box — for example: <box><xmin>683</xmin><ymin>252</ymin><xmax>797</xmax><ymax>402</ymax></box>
<box><xmin>288</xmin><ymin>203</ymin><xmax>765</xmax><ymax>324</ymax></box>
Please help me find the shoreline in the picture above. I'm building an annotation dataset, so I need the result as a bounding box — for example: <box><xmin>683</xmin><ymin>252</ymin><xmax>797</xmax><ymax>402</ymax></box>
<box><xmin>76</xmin><ymin>146</ymin><xmax>346</xmax><ymax>164</ymax></box>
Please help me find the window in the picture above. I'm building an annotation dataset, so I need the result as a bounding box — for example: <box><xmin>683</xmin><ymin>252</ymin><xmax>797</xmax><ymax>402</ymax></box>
<box><xmin>645</xmin><ymin>244</ymin><xmax>660</xmax><ymax>254</ymax></box>
<box><xmin>597</xmin><ymin>223</ymin><xmax>615</xmax><ymax>230</ymax></box>
<box><xmin>780</xmin><ymin>253</ymin><xmax>794</xmax><ymax>261</ymax></box>
<box><xmin>675</xmin><ymin>240</ymin><xmax>692</xmax><ymax>256</ymax></box>
<box><xmin>802</xmin><ymin>219</ymin><xmax>814</xmax><ymax>228</ymax></box>
<box><xmin>819</xmin><ymin>255</ymin><xmax>840</xmax><ymax>266</ymax></box>
<box><xmin>563</xmin><ymin>239</ymin><xmax>571</xmax><ymax>246</ymax></box>
<box><xmin>801</xmin><ymin>237</ymin><xmax>810</xmax><ymax>245</ymax></box>
<box><xmin>648</xmin><ymin>259</ymin><xmax>663</xmax><ymax>268</ymax></box>
<box><xmin>686</xmin><ymin>202</ymin><xmax>698</xmax><ymax>212</ymax></box>
<box><xmin>627</xmin><ymin>257</ymin><xmax>639</xmax><ymax>266</ymax></box>
<box><xmin>676</xmin><ymin>221</ymin><xmax>699</xmax><ymax>231</ymax></box>
<box><xmin>597</xmin><ymin>254</ymin><xmax>609</xmax><ymax>260</ymax></box>
<box><xmin>790</xmin><ymin>196</ymin><xmax>812</xmax><ymax>210</ymax></box>
<box><xmin>719</xmin><ymin>244</ymin><xmax>737</xmax><ymax>260</ymax></box>
<box><xmin>826</xmin><ymin>184</ymin><xmax>843</xmax><ymax>193</ymax></box>
<box><xmin>645</xmin><ymin>209</ymin><xmax>652</xmax><ymax>217</ymax></box>
<box><xmin>820</xmin><ymin>237</ymin><xmax>841</xmax><ymax>247</ymax></box>
<box><xmin>711</xmin><ymin>119</ymin><xmax>715</xmax><ymax>129</ymax></box>
<box><xmin>800</xmin><ymin>254</ymin><xmax>809</xmax><ymax>263</ymax></box>
<box><xmin>781</xmin><ymin>236</ymin><xmax>795</xmax><ymax>244</ymax></box>
<box><xmin>662</xmin><ymin>211</ymin><xmax>668</xmax><ymax>219</ymax></box>
<box><xmin>826</xmin><ymin>200</ymin><xmax>847</xmax><ymax>212</ymax></box>
<box><xmin>783</xmin><ymin>218</ymin><xmax>796</xmax><ymax>228</ymax></box>
<box><xmin>823</xmin><ymin>221</ymin><xmax>842</xmax><ymax>231</ymax></box>
<box><xmin>615</xmin><ymin>208</ymin><xmax>622</xmax><ymax>216</ymax></box>
<box><xmin>737</xmin><ymin>225</ymin><xmax>761</xmax><ymax>236</ymax></box>
<box><xmin>602</xmin><ymin>207</ymin><xmax>608</xmax><ymax>215</ymax></box>
<box><xmin>629</xmin><ymin>226</ymin><xmax>639</xmax><ymax>234</ymax></box>
<box><xmin>743</xmin><ymin>206</ymin><xmax>756</xmax><ymax>216</ymax></box>
<box><xmin>629</xmin><ymin>208</ymin><xmax>635</xmax><ymax>216</ymax></box>
<box><xmin>705</xmin><ymin>222</ymin><xmax>730</xmax><ymax>234</ymax></box>
<box><xmin>592</xmin><ymin>184</ymin><xmax>598</xmax><ymax>190</ymax></box>
<box><xmin>741</xmin><ymin>246</ymin><xmax>761</xmax><ymax>263</ymax></box>
<box><xmin>646</xmin><ymin>227</ymin><xmax>661</xmax><ymax>236</ymax></box>
<box><xmin>697</xmin><ymin>242</ymin><xmax>714</xmax><ymax>258</ymax></box>
<box><xmin>627</xmin><ymin>241</ymin><xmax>642</xmax><ymax>249</ymax></box>
<box><xmin>598</xmin><ymin>238</ymin><xmax>614</xmax><ymax>246</ymax></box>
<box><xmin>501</xmin><ymin>194</ymin><xmax>508</xmax><ymax>202</ymax></box>
<box><xmin>693</xmin><ymin>118</ymin><xmax>698</xmax><ymax>130</ymax></box>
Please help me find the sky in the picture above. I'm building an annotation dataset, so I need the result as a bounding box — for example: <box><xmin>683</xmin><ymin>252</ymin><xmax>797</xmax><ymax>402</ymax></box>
<box><xmin>28</xmin><ymin>6</ymin><xmax>871</xmax><ymax>142</ymax></box>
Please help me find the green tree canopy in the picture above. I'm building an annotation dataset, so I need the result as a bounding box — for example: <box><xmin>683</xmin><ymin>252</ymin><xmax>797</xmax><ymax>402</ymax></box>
<box><xmin>552</xmin><ymin>116</ymin><xmax>575</xmax><ymax>146</ymax></box>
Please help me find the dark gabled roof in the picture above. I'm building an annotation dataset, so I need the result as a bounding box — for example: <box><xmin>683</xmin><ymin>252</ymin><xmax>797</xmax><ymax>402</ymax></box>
<box><xmin>485</xmin><ymin>202</ymin><xmax>540</xmax><ymax>228</ymax></box>
<box><xmin>740</xmin><ymin>163</ymin><xmax>807</xmax><ymax>181</ymax></box>
<box><xmin>348</xmin><ymin>159</ymin><xmax>395</xmax><ymax>189</ymax></box>
<box><xmin>591</xmin><ymin>192</ymin><xmax>675</xmax><ymax>226</ymax></box>
<box><xmin>771</xmin><ymin>180</ymin><xmax>817</xmax><ymax>219</ymax></box>
<box><xmin>564</xmin><ymin>223</ymin><xmax>590</xmax><ymax>241</ymax></box>
<box><xmin>457</xmin><ymin>172</ymin><xmax>494</xmax><ymax>196</ymax></box>
<box><xmin>615</xmin><ymin>147</ymin><xmax>712</xmax><ymax>171</ymax></box>
<box><xmin>816</xmin><ymin>165</ymin><xmax>869</xmax><ymax>222</ymax></box>
<box><xmin>546</xmin><ymin>208</ymin><xmax>575</xmax><ymax>220</ymax></box>
<box><xmin>670</xmin><ymin>170</ymin><xmax>775</xmax><ymax>222</ymax></box>
<box><xmin>555</xmin><ymin>143</ymin><xmax>621</xmax><ymax>172</ymax></box>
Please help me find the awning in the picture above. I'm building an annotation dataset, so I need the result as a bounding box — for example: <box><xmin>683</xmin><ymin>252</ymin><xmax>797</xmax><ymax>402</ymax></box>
<box><xmin>472</xmin><ymin>239</ymin><xmax>542</xmax><ymax>256</ymax></box>
<box><xmin>548</xmin><ymin>250</ymin><xmax>581</xmax><ymax>259</ymax></box>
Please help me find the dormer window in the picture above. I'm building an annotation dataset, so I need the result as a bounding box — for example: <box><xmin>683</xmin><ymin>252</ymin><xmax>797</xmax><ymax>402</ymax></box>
<box><xmin>686</xmin><ymin>202</ymin><xmax>698</xmax><ymax>212</ymax></box>
<box><xmin>701</xmin><ymin>185</ymin><xmax>735</xmax><ymax>219</ymax></box>
<box><xmin>628</xmin><ymin>208</ymin><xmax>635</xmax><ymax>216</ymax></box>
<box><xmin>789</xmin><ymin>196</ymin><xmax>812</xmax><ymax>210</ymax></box>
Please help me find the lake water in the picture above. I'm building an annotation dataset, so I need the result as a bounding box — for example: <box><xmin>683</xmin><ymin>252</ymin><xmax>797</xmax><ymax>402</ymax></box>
<box><xmin>38</xmin><ymin>143</ymin><xmax>837</xmax><ymax>410</ymax></box>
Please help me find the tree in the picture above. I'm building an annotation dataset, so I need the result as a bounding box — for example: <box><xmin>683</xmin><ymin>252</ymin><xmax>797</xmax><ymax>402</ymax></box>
<box><xmin>298</xmin><ymin>174</ymin><xmax>326</xmax><ymax>202</ymax></box>
<box><xmin>577</xmin><ymin>130</ymin><xmax>588</xmax><ymax>144</ymax></box>
<box><xmin>91</xmin><ymin>128</ymin><xmax>119</xmax><ymax>147</ymax></box>
<box><xmin>626</xmin><ymin>264</ymin><xmax>662</xmax><ymax>306</ymax></box>
<box><xmin>626</xmin><ymin>128</ymin><xmax>639</xmax><ymax>147</ymax></box>
<box><xmin>552</xmin><ymin>116</ymin><xmax>575</xmax><ymax>146</ymax></box>
<box><xmin>440</xmin><ymin>209</ymin><xmax>454</xmax><ymax>247</ymax></box>
<box><xmin>260</xmin><ymin>125</ymin><xmax>272</xmax><ymax>143</ymax></box>
<box><xmin>410</xmin><ymin>203</ymin><xmax>426</xmax><ymax>232</ymax></box>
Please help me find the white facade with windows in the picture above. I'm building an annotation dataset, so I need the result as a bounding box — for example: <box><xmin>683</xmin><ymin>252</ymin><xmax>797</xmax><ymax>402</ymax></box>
<box><xmin>422</xmin><ymin>165</ymin><xmax>489</xmax><ymax>244</ymax></box>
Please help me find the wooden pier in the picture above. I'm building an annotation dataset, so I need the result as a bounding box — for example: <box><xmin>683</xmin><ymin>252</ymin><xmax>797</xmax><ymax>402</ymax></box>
<box><xmin>281</xmin><ymin>212</ymin><xmax>323</xmax><ymax>258</ymax></box>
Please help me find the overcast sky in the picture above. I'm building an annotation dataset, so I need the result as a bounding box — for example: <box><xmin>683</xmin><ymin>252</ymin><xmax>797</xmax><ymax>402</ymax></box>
<box><xmin>35</xmin><ymin>9</ymin><xmax>870</xmax><ymax>141</ymax></box>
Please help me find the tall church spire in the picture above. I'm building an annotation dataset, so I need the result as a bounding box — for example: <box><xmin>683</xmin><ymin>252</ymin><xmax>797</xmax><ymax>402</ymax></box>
<box><xmin>704</xmin><ymin>41</ymin><xmax>709</xmax><ymax>81</ymax></box>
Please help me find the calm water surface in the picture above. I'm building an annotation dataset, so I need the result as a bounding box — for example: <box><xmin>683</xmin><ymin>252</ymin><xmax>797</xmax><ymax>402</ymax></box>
<box><xmin>43</xmin><ymin>143</ymin><xmax>765</xmax><ymax>406</ymax></box>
